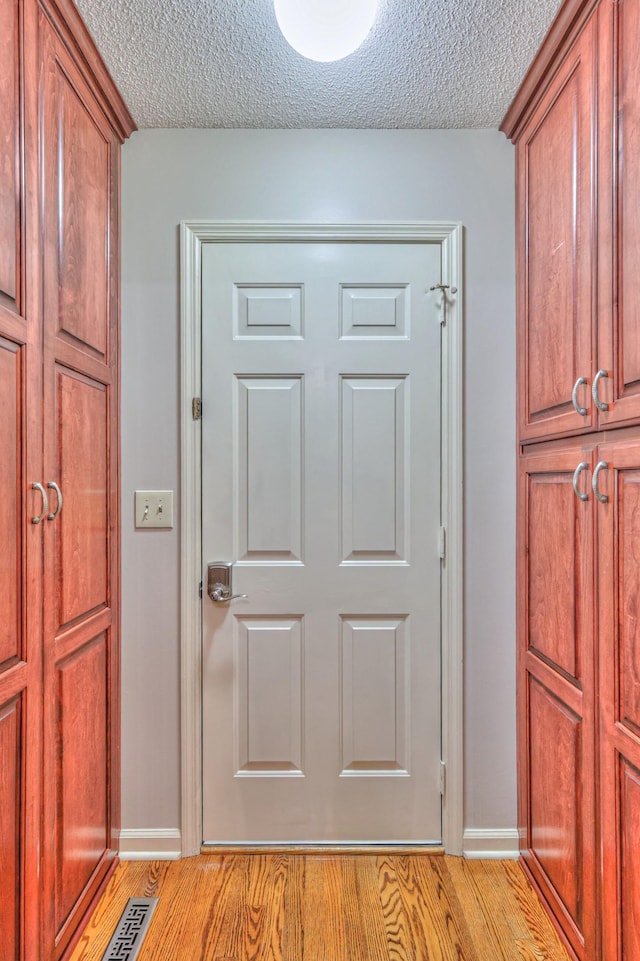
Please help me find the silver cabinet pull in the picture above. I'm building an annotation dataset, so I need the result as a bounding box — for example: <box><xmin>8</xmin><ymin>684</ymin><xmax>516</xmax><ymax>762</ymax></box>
<box><xmin>572</xmin><ymin>462</ymin><xmax>589</xmax><ymax>501</ymax></box>
<box><xmin>31</xmin><ymin>482</ymin><xmax>49</xmax><ymax>524</ymax></box>
<box><xmin>592</xmin><ymin>369</ymin><xmax>609</xmax><ymax>412</ymax></box>
<box><xmin>47</xmin><ymin>481</ymin><xmax>63</xmax><ymax>521</ymax></box>
<box><xmin>592</xmin><ymin>461</ymin><xmax>609</xmax><ymax>503</ymax></box>
<box><xmin>572</xmin><ymin>377</ymin><xmax>588</xmax><ymax>416</ymax></box>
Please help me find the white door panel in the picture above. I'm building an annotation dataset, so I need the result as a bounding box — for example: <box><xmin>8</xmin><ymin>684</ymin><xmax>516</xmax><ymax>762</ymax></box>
<box><xmin>201</xmin><ymin>240</ymin><xmax>442</xmax><ymax>843</ymax></box>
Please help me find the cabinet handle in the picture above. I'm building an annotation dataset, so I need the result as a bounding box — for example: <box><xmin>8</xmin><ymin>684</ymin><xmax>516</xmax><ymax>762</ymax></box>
<box><xmin>592</xmin><ymin>461</ymin><xmax>609</xmax><ymax>503</ymax></box>
<box><xmin>572</xmin><ymin>462</ymin><xmax>589</xmax><ymax>502</ymax></box>
<box><xmin>31</xmin><ymin>482</ymin><xmax>49</xmax><ymax>524</ymax></box>
<box><xmin>572</xmin><ymin>377</ymin><xmax>588</xmax><ymax>416</ymax></box>
<box><xmin>592</xmin><ymin>369</ymin><xmax>609</xmax><ymax>412</ymax></box>
<box><xmin>47</xmin><ymin>481</ymin><xmax>63</xmax><ymax>521</ymax></box>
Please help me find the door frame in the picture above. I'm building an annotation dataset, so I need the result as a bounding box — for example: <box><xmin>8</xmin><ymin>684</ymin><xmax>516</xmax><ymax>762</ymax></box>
<box><xmin>179</xmin><ymin>221</ymin><xmax>464</xmax><ymax>855</ymax></box>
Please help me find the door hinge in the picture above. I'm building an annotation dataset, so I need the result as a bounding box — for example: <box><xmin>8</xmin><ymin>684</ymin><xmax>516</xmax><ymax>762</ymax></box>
<box><xmin>440</xmin><ymin>760</ymin><xmax>446</xmax><ymax>796</ymax></box>
<box><xmin>192</xmin><ymin>397</ymin><xmax>202</xmax><ymax>420</ymax></box>
<box><xmin>438</xmin><ymin>526</ymin><xmax>446</xmax><ymax>560</ymax></box>
<box><xmin>199</xmin><ymin>580</ymin><xmax>203</xmax><ymax>599</ymax></box>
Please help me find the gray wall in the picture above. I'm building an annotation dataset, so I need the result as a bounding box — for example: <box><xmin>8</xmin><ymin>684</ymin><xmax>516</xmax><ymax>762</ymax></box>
<box><xmin>120</xmin><ymin>128</ymin><xmax>516</xmax><ymax>847</ymax></box>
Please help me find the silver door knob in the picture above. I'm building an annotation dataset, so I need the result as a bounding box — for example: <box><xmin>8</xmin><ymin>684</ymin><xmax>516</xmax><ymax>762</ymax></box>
<box><xmin>209</xmin><ymin>582</ymin><xmax>248</xmax><ymax>603</ymax></box>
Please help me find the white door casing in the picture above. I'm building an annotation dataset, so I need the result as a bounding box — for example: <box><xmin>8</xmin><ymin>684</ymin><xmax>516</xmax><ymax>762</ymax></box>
<box><xmin>180</xmin><ymin>222</ymin><xmax>463</xmax><ymax>853</ymax></box>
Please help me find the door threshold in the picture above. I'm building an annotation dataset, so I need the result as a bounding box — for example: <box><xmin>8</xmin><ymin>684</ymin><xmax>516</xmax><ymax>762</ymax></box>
<box><xmin>201</xmin><ymin>843</ymin><xmax>445</xmax><ymax>856</ymax></box>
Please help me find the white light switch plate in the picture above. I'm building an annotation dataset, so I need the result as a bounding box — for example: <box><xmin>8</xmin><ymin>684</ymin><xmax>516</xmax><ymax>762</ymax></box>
<box><xmin>135</xmin><ymin>490</ymin><xmax>174</xmax><ymax>529</ymax></box>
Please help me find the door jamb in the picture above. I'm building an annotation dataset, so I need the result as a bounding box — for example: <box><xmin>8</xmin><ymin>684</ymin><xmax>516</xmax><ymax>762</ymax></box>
<box><xmin>179</xmin><ymin>221</ymin><xmax>464</xmax><ymax>855</ymax></box>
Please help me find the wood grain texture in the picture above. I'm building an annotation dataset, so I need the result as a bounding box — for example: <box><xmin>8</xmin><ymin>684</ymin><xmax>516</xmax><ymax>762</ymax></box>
<box><xmin>597</xmin><ymin>0</ymin><xmax>640</xmax><ymax>429</ymax></box>
<box><xmin>501</xmin><ymin>0</ymin><xmax>599</xmax><ymax>141</ymax></box>
<box><xmin>527</xmin><ymin>474</ymin><xmax>580</xmax><ymax>680</ymax></box>
<box><xmin>0</xmin><ymin>0</ymin><xmax>21</xmax><ymax>312</ymax></box>
<box><xmin>516</xmin><ymin>16</ymin><xmax>596</xmax><ymax>443</ymax></box>
<box><xmin>55</xmin><ymin>369</ymin><xmax>109</xmax><ymax>630</ymax></box>
<box><xmin>0</xmin><ymin>0</ymin><xmax>128</xmax><ymax>955</ymax></box>
<box><xmin>68</xmin><ymin>855</ymin><xmax>571</xmax><ymax>961</ymax></box>
<box><xmin>0</xmin><ymin>694</ymin><xmax>22</xmax><ymax>961</ymax></box>
<box><xmin>619</xmin><ymin>761</ymin><xmax>640</xmax><ymax>961</ymax></box>
<box><xmin>58</xmin><ymin>74</ymin><xmax>110</xmax><ymax>359</ymax></box>
<box><xmin>528</xmin><ymin>678</ymin><xmax>582</xmax><ymax>931</ymax></box>
<box><xmin>518</xmin><ymin>442</ymin><xmax>597</xmax><ymax>961</ymax></box>
<box><xmin>597</xmin><ymin>436</ymin><xmax>640</xmax><ymax>961</ymax></box>
<box><xmin>38</xmin><ymin>0</ymin><xmax>136</xmax><ymax>142</ymax></box>
<box><xmin>38</xmin><ymin>9</ymin><xmax>124</xmax><ymax>957</ymax></box>
<box><xmin>0</xmin><ymin>337</ymin><xmax>22</xmax><ymax>668</ymax></box>
<box><xmin>55</xmin><ymin>633</ymin><xmax>109</xmax><ymax>934</ymax></box>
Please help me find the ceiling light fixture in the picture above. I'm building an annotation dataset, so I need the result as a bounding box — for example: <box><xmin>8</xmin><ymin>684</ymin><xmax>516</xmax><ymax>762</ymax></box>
<box><xmin>274</xmin><ymin>0</ymin><xmax>378</xmax><ymax>63</ymax></box>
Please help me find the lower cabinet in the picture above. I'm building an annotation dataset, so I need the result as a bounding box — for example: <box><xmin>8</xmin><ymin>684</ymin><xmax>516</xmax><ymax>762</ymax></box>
<box><xmin>597</xmin><ymin>436</ymin><xmax>640</xmax><ymax>961</ymax></box>
<box><xmin>519</xmin><ymin>441</ymin><xmax>598</xmax><ymax>960</ymax></box>
<box><xmin>519</xmin><ymin>430</ymin><xmax>640</xmax><ymax>961</ymax></box>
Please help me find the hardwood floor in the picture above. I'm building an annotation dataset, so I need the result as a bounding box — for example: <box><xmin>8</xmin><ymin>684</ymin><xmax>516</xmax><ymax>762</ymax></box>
<box><xmin>69</xmin><ymin>854</ymin><xmax>571</xmax><ymax>961</ymax></box>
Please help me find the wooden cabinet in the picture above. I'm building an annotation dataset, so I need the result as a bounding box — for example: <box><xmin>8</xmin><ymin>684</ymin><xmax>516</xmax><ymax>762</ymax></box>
<box><xmin>596</xmin><ymin>0</ymin><xmax>640</xmax><ymax>429</ymax></box>
<box><xmin>597</xmin><ymin>436</ymin><xmax>640</xmax><ymax>961</ymax></box>
<box><xmin>0</xmin><ymin>0</ymin><xmax>23</xmax><ymax>314</ymax></box>
<box><xmin>0</xmin><ymin>0</ymin><xmax>134</xmax><ymax>958</ymax></box>
<box><xmin>519</xmin><ymin>442</ymin><xmax>598</xmax><ymax>959</ymax></box>
<box><xmin>505</xmin><ymin>1</ymin><xmax>640</xmax><ymax>959</ymax></box>
<box><xmin>510</xmin><ymin>1</ymin><xmax>640</xmax><ymax>446</ymax></box>
<box><xmin>515</xmin><ymin>15</ymin><xmax>597</xmax><ymax>443</ymax></box>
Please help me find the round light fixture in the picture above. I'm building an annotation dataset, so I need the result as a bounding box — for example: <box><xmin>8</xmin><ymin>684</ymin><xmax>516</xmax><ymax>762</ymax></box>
<box><xmin>274</xmin><ymin>0</ymin><xmax>378</xmax><ymax>63</ymax></box>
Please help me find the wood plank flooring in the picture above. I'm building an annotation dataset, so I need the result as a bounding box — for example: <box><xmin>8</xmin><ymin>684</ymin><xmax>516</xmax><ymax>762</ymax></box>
<box><xmin>69</xmin><ymin>855</ymin><xmax>571</xmax><ymax>961</ymax></box>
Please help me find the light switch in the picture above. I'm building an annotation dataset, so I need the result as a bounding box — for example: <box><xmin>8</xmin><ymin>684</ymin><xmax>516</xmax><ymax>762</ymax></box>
<box><xmin>135</xmin><ymin>490</ymin><xmax>174</xmax><ymax>529</ymax></box>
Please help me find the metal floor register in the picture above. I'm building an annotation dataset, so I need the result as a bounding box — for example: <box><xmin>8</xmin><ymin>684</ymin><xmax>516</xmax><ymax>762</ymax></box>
<box><xmin>100</xmin><ymin>898</ymin><xmax>158</xmax><ymax>961</ymax></box>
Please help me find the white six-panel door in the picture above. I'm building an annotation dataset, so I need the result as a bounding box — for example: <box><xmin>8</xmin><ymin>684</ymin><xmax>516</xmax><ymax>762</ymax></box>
<box><xmin>201</xmin><ymin>239</ymin><xmax>443</xmax><ymax>843</ymax></box>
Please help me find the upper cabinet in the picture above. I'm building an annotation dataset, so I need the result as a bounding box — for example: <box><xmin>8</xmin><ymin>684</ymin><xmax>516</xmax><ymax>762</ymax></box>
<box><xmin>515</xmin><ymin>15</ymin><xmax>597</xmax><ymax>442</ymax></box>
<box><xmin>0</xmin><ymin>0</ymin><xmax>23</xmax><ymax>316</ymax></box>
<box><xmin>504</xmin><ymin>0</ymin><xmax>640</xmax><ymax>443</ymax></box>
<box><xmin>597</xmin><ymin>0</ymin><xmax>640</xmax><ymax>428</ymax></box>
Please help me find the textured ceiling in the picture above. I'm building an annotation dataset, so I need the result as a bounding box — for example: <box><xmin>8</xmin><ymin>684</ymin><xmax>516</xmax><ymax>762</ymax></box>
<box><xmin>74</xmin><ymin>0</ymin><xmax>563</xmax><ymax>129</ymax></box>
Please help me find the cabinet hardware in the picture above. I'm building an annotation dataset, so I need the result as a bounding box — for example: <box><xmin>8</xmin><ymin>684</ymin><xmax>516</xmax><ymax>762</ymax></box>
<box><xmin>572</xmin><ymin>463</ymin><xmax>589</xmax><ymax>502</ymax></box>
<box><xmin>31</xmin><ymin>482</ymin><xmax>49</xmax><ymax>524</ymax></box>
<box><xmin>46</xmin><ymin>481</ymin><xmax>63</xmax><ymax>521</ymax></box>
<box><xmin>571</xmin><ymin>377</ymin><xmax>588</xmax><ymax>416</ymax></box>
<box><xmin>592</xmin><ymin>461</ymin><xmax>609</xmax><ymax>503</ymax></box>
<box><xmin>592</xmin><ymin>369</ymin><xmax>609</xmax><ymax>412</ymax></box>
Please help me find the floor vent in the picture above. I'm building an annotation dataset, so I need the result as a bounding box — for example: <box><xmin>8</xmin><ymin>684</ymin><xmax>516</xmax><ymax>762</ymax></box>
<box><xmin>101</xmin><ymin>898</ymin><xmax>158</xmax><ymax>961</ymax></box>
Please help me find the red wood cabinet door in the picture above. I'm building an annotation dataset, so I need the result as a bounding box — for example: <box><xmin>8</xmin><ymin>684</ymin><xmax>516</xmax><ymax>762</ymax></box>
<box><xmin>39</xmin><ymin>12</ymin><xmax>120</xmax><ymax>959</ymax></box>
<box><xmin>518</xmin><ymin>443</ymin><xmax>598</xmax><ymax>960</ymax></box>
<box><xmin>596</xmin><ymin>0</ymin><xmax>640</xmax><ymax>429</ymax></box>
<box><xmin>0</xmin><ymin>0</ymin><xmax>23</xmax><ymax>316</ymax></box>
<box><xmin>0</xmin><ymin>336</ymin><xmax>42</xmax><ymax>961</ymax></box>
<box><xmin>516</xmin><ymin>16</ymin><xmax>597</xmax><ymax>443</ymax></box>
<box><xmin>0</xmin><ymin>2</ymin><xmax>42</xmax><ymax>957</ymax></box>
<box><xmin>597</xmin><ymin>436</ymin><xmax>640</xmax><ymax>961</ymax></box>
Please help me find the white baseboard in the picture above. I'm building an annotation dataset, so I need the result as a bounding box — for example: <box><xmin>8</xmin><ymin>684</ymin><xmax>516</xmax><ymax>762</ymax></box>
<box><xmin>118</xmin><ymin>828</ymin><xmax>182</xmax><ymax>861</ymax></box>
<box><xmin>462</xmin><ymin>828</ymin><xmax>520</xmax><ymax>859</ymax></box>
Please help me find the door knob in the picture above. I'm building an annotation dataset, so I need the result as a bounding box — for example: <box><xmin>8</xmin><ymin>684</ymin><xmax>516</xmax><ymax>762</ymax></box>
<box><xmin>209</xmin><ymin>583</ymin><xmax>248</xmax><ymax>603</ymax></box>
<box><xmin>207</xmin><ymin>563</ymin><xmax>248</xmax><ymax>603</ymax></box>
